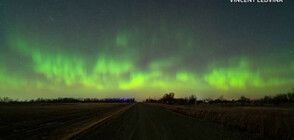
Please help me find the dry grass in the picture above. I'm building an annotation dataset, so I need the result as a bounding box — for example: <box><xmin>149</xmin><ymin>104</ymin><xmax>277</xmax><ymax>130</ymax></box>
<box><xmin>0</xmin><ymin>103</ymin><xmax>132</xmax><ymax>139</ymax></box>
<box><xmin>148</xmin><ymin>103</ymin><xmax>294</xmax><ymax>140</ymax></box>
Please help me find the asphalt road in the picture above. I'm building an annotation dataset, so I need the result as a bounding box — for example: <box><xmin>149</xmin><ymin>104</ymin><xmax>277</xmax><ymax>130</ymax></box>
<box><xmin>79</xmin><ymin>103</ymin><xmax>273</xmax><ymax>140</ymax></box>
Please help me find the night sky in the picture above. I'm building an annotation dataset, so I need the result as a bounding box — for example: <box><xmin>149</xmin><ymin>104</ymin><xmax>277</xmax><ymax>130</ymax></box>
<box><xmin>0</xmin><ymin>0</ymin><xmax>293</xmax><ymax>100</ymax></box>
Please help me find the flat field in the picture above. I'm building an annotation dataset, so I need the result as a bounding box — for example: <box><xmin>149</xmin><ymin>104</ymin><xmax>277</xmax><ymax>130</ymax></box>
<box><xmin>0</xmin><ymin>103</ymin><xmax>132</xmax><ymax>139</ymax></box>
<box><xmin>148</xmin><ymin>103</ymin><xmax>294</xmax><ymax>139</ymax></box>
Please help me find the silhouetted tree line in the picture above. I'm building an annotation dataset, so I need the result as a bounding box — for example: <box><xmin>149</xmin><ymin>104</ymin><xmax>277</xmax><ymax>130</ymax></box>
<box><xmin>146</xmin><ymin>88</ymin><xmax>294</xmax><ymax>106</ymax></box>
<box><xmin>146</xmin><ymin>92</ymin><xmax>198</xmax><ymax>105</ymax></box>
<box><xmin>0</xmin><ymin>97</ymin><xmax>135</xmax><ymax>103</ymax></box>
<box><xmin>160</xmin><ymin>92</ymin><xmax>175</xmax><ymax>104</ymax></box>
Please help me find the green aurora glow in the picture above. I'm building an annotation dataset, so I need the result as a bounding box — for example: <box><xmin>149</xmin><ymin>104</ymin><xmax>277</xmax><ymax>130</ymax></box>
<box><xmin>0</xmin><ymin>1</ymin><xmax>293</xmax><ymax>100</ymax></box>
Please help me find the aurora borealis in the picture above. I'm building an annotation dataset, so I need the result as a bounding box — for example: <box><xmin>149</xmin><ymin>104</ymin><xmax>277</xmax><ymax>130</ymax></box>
<box><xmin>0</xmin><ymin>0</ymin><xmax>293</xmax><ymax>100</ymax></box>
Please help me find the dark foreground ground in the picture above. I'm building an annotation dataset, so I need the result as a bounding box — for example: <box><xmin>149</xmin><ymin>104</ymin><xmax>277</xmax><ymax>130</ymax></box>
<box><xmin>77</xmin><ymin>103</ymin><xmax>274</xmax><ymax>140</ymax></box>
<box><xmin>0</xmin><ymin>103</ymin><xmax>131</xmax><ymax>139</ymax></box>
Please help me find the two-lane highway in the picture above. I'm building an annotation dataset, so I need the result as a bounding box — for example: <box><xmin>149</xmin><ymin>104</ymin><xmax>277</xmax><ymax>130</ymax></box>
<box><xmin>77</xmin><ymin>103</ymin><xmax>272</xmax><ymax>140</ymax></box>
